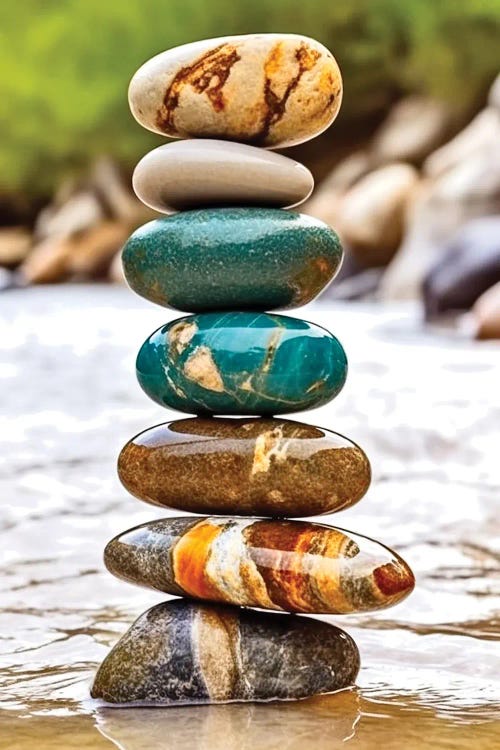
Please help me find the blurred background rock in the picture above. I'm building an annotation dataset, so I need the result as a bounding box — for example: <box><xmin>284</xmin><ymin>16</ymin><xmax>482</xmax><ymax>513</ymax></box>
<box><xmin>1</xmin><ymin>0</ymin><xmax>499</xmax><ymax>337</ymax></box>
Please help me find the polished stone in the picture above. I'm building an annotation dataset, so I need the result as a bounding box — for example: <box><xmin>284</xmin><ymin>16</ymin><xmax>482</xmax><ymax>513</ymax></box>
<box><xmin>132</xmin><ymin>140</ymin><xmax>314</xmax><ymax>213</ymax></box>
<box><xmin>128</xmin><ymin>34</ymin><xmax>342</xmax><ymax>148</ymax></box>
<box><xmin>104</xmin><ymin>517</ymin><xmax>415</xmax><ymax>614</ymax></box>
<box><xmin>91</xmin><ymin>599</ymin><xmax>360</xmax><ymax>705</ymax></box>
<box><xmin>122</xmin><ymin>209</ymin><xmax>342</xmax><ymax>312</ymax></box>
<box><xmin>118</xmin><ymin>417</ymin><xmax>371</xmax><ymax>517</ymax></box>
<box><xmin>135</xmin><ymin>312</ymin><xmax>348</xmax><ymax>415</ymax></box>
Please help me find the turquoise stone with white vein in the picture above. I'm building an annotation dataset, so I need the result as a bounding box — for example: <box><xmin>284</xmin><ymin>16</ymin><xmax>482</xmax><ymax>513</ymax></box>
<box><xmin>136</xmin><ymin>312</ymin><xmax>347</xmax><ymax>415</ymax></box>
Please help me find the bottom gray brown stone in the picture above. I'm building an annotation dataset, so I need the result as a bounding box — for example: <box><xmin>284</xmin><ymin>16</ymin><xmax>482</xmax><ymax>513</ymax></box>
<box><xmin>91</xmin><ymin>599</ymin><xmax>360</xmax><ymax>706</ymax></box>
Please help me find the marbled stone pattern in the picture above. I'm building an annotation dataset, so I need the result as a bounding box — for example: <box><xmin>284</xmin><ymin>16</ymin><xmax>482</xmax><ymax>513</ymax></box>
<box><xmin>104</xmin><ymin>517</ymin><xmax>415</xmax><ymax>614</ymax></box>
<box><xmin>91</xmin><ymin>599</ymin><xmax>360</xmax><ymax>705</ymax></box>
<box><xmin>128</xmin><ymin>33</ymin><xmax>342</xmax><ymax>148</ymax></box>
<box><xmin>122</xmin><ymin>208</ymin><xmax>342</xmax><ymax>312</ymax></box>
<box><xmin>118</xmin><ymin>417</ymin><xmax>371</xmax><ymax>517</ymax></box>
<box><xmin>132</xmin><ymin>140</ymin><xmax>314</xmax><ymax>213</ymax></box>
<box><xmin>136</xmin><ymin>312</ymin><xmax>348</xmax><ymax>415</ymax></box>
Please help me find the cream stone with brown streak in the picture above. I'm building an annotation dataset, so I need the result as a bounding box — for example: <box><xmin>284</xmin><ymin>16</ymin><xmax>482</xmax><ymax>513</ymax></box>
<box><xmin>128</xmin><ymin>34</ymin><xmax>342</xmax><ymax>148</ymax></box>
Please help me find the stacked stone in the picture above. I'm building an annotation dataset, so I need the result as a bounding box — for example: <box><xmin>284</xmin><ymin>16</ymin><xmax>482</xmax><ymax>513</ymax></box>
<box><xmin>92</xmin><ymin>34</ymin><xmax>415</xmax><ymax>706</ymax></box>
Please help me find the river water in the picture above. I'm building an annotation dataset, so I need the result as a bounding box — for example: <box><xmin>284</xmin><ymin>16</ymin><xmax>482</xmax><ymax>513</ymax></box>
<box><xmin>1</xmin><ymin>286</ymin><xmax>499</xmax><ymax>748</ymax></box>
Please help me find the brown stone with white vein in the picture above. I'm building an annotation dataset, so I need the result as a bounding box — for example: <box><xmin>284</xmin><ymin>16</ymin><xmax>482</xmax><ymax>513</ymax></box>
<box><xmin>128</xmin><ymin>34</ymin><xmax>342</xmax><ymax>148</ymax></box>
<box><xmin>117</xmin><ymin>417</ymin><xmax>371</xmax><ymax>517</ymax></box>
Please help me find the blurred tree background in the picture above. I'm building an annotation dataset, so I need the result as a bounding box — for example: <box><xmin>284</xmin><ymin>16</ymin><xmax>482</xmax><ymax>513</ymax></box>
<box><xmin>1</xmin><ymin>0</ymin><xmax>499</xmax><ymax>197</ymax></box>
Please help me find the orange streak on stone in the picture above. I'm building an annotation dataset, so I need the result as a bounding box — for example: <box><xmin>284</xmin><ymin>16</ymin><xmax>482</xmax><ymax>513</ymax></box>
<box><xmin>316</xmin><ymin>256</ymin><xmax>332</xmax><ymax>274</ymax></box>
<box><xmin>264</xmin><ymin>42</ymin><xmax>284</xmax><ymax>78</ymax></box>
<box><xmin>245</xmin><ymin>522</ymin><xmax>332</xmax><ymax>612</ymax></box>
<box><xmin>373</xmin><ymin>561</ymin><xmax>415</xmax><ymax>598</ymax></box>
<box><xmin>173</xmin><ymin>521</ymin><xmax>222</xmax><ymax>600</ymax></box>
<box><xmin>311</xmin><ymin>529</ymin><xmax>354</xmax><ymax>613</ymax></box>
<box><xmin>281</xmin><ymin>528</ymin><xmax>323</xmax><ymax>611</ymax></box>
<box><xmin>157</xmin><ymin>44</ymin><xmax>241</xmax><ymax>133</ymax></box>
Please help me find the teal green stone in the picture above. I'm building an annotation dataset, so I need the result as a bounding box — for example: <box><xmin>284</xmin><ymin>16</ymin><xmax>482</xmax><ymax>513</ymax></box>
<box><xmin>122</xmin><ymin>208</ymin><xmax>343</xmax><ymax>312</ymax></box>
<box><xmin>136</xmin><ymin>312</ymin><xmax>348</xmax><ymax>416</ymax></box>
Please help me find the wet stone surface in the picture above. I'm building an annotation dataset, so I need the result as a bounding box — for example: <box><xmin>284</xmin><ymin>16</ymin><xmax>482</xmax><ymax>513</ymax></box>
<box><xmin>91</xmin><ymin>599</ymin><xmax>360</xmax><ymax>705</ymax></box>
<box><xmin>104</xmin><ymin>517</ymin><xmax>414</xmax><ymax>614</ymax></box>
<box><xmin>118</xmin><ymin>417</ymin><xmax>371</xmax><ymax>517</ymax></box>
<box><xmin>136</xmin><ymin>311</ymin><xmax>347</xmax><ymax>415</ymax></box>
<box><xmin>1</xmin><ymin>287</ymin><xmax>499</xmax><ymax>749</ymax></box>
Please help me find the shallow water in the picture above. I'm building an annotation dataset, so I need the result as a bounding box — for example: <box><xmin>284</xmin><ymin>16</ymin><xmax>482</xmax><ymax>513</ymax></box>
<box><xmin>1</xmin><ymin>286</ymin><xmax>499</xmax><ymax>748</ymax></box>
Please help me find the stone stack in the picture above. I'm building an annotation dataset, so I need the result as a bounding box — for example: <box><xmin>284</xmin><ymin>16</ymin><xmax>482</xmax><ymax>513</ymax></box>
<box><xmin>92</xmin><ymin>34</ymin><xmax>414</xmax><ymax>706</ymax></box>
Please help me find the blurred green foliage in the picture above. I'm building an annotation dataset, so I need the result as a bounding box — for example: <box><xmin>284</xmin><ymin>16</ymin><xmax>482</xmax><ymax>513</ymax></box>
<box><xmin>0</xmin><ymin>0</ymin><xmax>499</xmax><ymax>195</ymax></box>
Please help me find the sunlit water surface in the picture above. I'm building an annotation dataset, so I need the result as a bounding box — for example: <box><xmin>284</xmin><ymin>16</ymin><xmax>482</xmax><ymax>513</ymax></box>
<box><xmin>1</xmin><ymin>287</ymin><xmax>499</xmax><ymax>749</ymax></box>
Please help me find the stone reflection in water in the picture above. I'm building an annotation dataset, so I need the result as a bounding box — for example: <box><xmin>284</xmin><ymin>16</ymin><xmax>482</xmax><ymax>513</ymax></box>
<box><xmin>95</xmin><ymin>690</ymin><xmax>361</xmax><ymax>750</ymax></box>
<box><xmin>95</xmin><ymin>690</ymin><xmax>500</xmax><ymax>750</ymax></box>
